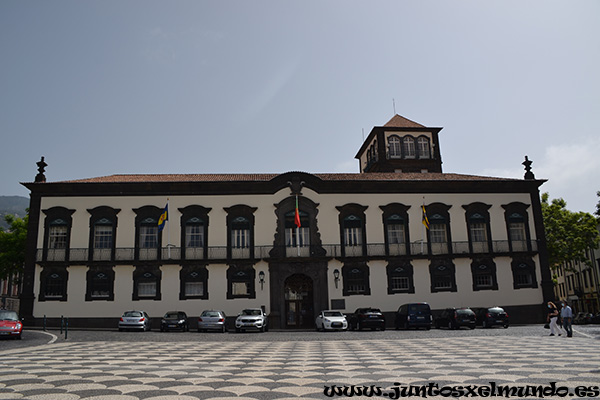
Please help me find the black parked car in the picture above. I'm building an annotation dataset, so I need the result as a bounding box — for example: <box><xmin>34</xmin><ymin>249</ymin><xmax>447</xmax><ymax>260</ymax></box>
<box><xmin>395</xmin><ymin>303</ymin><xmax>432</xmax><ymax>330</ymax></box>
<box><xmin>574</xmin><ymin>312</ymin><xmax>593</xmax><ymax>325</ymax></box>
<box><xmin>435</xmin><ymin>308</ymin><xmax>476</xmax><ymax>330</ymax></box>
<box><xmin>347</xmin><ymin>308</ymin><xmax>386</xmax><ymax>331</ymax></box>
<box><xmin>475</xmin><ymin>307</ymin><xmax>509</xmax><ymax>328</ymax></box>
<box><xmin>160</xmin><ymin>311</ymin><xmax>189</xmax><ymax>332</ymax></box>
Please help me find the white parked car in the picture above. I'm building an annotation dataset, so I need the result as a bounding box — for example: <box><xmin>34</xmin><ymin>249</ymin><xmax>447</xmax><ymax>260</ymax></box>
<box><xmin>235</xmin><ymin>308</ymin><xmax>268</xmax><ymax>332</ymax></box>
<box><xmin>315</xmin><ymin>310</ymin><xmax>348</xmax><ymax>331</ymax></box>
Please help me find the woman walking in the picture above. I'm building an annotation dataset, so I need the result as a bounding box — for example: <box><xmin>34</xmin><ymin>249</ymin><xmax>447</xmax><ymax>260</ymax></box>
<box><xmin>547</xmin><ymin>301</ymin><xmax>562</xmax><ymax>336</ymax></box>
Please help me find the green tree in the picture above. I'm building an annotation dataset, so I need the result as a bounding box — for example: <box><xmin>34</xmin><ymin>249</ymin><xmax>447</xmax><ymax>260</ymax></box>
<box><xmin>0</xmin><ymin>213</ymin><xmax>28</xmax><ymax>280</ymax></box>
<box><xmin>541</xmin><ymin>193</ymin><xmax>600</xmax><ymax>276</ymax></box>
<box><xmin>595</xmin><ymin>190</ymin><xmax>600</xmax><ymax>220</ymax></box>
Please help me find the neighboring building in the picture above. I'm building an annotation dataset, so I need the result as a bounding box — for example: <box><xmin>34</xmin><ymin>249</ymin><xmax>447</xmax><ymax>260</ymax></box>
<box><xmin>20</xmin><ymin>115</ymin><xmax>553</xmax><ymax>328</ymax></box>
<box><xmin>554</xmin><ymin>223</ymin><xmax>600</xmax><ymax>314</ymax></box>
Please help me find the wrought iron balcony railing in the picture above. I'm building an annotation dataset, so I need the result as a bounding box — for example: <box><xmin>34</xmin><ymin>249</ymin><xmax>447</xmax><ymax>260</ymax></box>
<box><xmin>37</xmin><ymin>239</ymin><xmax>538</xmax><ymax>263</ymax></box>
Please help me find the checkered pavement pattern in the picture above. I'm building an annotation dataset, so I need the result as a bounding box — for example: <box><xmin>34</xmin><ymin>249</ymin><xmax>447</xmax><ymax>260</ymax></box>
<box><xmin>1</xmin><ymin>336</ymin><xmax>599</xmax><ymax>399</ymax></box>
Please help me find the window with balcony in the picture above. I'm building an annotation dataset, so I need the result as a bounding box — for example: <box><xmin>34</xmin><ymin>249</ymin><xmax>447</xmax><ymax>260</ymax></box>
<box><xmin>42</xmin><ymin>207</ymin><xmax>75</xmax><ymax>262</ymax></box>
<box><xmin>87</xmin><ymin>206</ymin><xmax>120</xmax><ymax>262</ymax></box>
<box><xmin>463</xmin><ymin>203</ymin><xmax>492</xmax><ymax>254</ymax></box>
<box><xmin>225</xmin><ymin>205</ymin><xmax>256</xmax><ymax>260</ymax></box>
<box><xmin>503</xmin><ymin>203</ymin><xmax>532</xmax><ymax>253</ymax></box>
<box><xmin>337</xmin><ymin>204</ymin><xmax>367</xmax><ymax>258</ymax></box>
<box><xmin>381</xmin><ymin>203</ymin><xmax>410</xmax><ymax>256</ymax></box>
<box><xmin>134</xmin><ymin>206</ymin><xmax>164</xmax><ymax>261</ymax></box>
<box><xmin>425</xmin><ymin>203</ymin><xmax>452</xmax><ymax>255</ymax></box>
<box><xmin>179</xmin><ymin>205</ymin><xmax>211</xmax><ymax>260</ymax></box>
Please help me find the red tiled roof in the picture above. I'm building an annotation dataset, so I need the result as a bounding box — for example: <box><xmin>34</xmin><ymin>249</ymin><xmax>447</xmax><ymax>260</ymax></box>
<box><xmin>383</xmin><ymin>114</ymin><xmax>426</xmax><ymax>128</ymax></box>
<box><xmin>57</xmin><ymin>171</ymin><xmax>516</xmax><ymax>184</ymax></box>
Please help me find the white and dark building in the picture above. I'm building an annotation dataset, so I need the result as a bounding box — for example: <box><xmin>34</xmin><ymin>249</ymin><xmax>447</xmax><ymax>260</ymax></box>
<box><xmin>20</xmin><ymin>115</ymin><xmax>554</xmax><ymax>328</ymax></box>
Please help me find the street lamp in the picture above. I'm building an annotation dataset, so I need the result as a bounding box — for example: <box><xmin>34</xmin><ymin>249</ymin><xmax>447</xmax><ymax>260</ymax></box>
<box><xmin>333</xmin><ymin>269</ymin><xmax>340</xmax><ymax>289</ymax></box>
<box><xmin>258</xmin><ymin>271</ymin><xmax>265</xmax><ymax>290</ymax></box>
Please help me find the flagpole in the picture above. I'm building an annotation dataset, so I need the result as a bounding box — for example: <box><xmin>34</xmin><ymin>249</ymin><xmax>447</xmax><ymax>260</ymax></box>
<box><xmin>421</xmin><ymin>197</ymin><xmax>425</xmax><ymax>254</ymax></box>
<box><xmin>167</xmin><ymin>198</ymin><xmax>171</xmax><ymax>259</ymax></box>
<box><xmin>296</xmin><ymin>195</ymin><xmax>300</xmax><ymax>256</ymax></box>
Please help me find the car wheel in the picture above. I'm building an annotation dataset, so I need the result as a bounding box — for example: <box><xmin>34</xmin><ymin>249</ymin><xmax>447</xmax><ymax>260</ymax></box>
<box><xmin>222</xmin><ymin>325</ymin><xmax>226</xmax><ymax>333</ymax></box>
<box><xmin>482</xmin><ymin>321</ymin><xmax>488</xmax><ymax>328</ymax></box>
<box><xmin>358</xmin><ymin>322</ymin><xmax>363</xmax><ymax>331</ymax></box>
<box><xmin>381</xmin><ymin>326</ymin><xmax>386</xmax><ymax>331</ymax></box>
<box><xmin>503</xmin><ymin>324</ymin><xmax>509</xmax><ymax>329</ymax></box>
<box><xmin>470</xmin><ymin>324</ymin><xmax>475</xmax><ymax>330</ymax></box>
<box><xmin>448</xmin><ymin>322</ymin><xmax>454</xmax><ymax>330</ymax></box>
<box><xmin>119</xmin><ymin>328</ymin><xmax>123</xmax><ymax>332</ymax></box>
<box><xmin>235</xmin><ymin>328</ymin><xmax>241</xmax><ymax>333</ymax></box>
<box><xmin>16</xmin><ymin>334</ymin><xmax>22</xmax><ymax>340</ymax></box>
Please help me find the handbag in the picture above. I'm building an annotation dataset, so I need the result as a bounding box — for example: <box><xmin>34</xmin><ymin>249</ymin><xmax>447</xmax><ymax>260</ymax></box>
<box><xmin>544</xmin><ymin>323</ymin><xmax>549</xmax><ymax>329</ymax></box>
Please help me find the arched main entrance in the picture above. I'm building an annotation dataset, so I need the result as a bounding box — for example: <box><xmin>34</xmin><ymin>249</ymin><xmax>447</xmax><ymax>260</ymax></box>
<box><xmin>284</xmin><ymin>274</ymin><xmax>314</xmax><ymax>328</ymax></box>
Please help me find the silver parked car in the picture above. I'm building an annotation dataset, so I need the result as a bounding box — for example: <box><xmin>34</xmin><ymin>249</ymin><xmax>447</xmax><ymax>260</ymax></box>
<box><xmin>198</xmin><ymin>310</ymin><xmax>227</xmax><ymax>333</ymax></box>
<box><xmin>118</xmin><ymin>310</ymin><xmax>151</xmax><ymax>331</ymax></box>
<box><xmin>235</xmin><ymin>308</ymin><xmax>268</xmax><ymax>332</ymax></box>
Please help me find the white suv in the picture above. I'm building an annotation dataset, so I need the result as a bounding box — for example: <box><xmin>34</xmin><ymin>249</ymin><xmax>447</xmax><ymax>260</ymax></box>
<box><xmin>235</xmin><ymin>308</ymin><xmax>268</xmax><ymax>332</ymax></box>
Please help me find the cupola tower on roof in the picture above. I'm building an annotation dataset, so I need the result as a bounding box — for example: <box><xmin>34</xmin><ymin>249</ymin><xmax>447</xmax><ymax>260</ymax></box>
<box><xmin>355</xmin><ymin>115</ymin><xmax>443</xmax><ymax>173</ymax></box>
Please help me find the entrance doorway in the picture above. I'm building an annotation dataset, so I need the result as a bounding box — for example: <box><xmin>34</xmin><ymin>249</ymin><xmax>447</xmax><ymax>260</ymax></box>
<box><xmin>284</xmin><ymin>274</ymin><xmax>314</xmax><ymax>328</ymax></box>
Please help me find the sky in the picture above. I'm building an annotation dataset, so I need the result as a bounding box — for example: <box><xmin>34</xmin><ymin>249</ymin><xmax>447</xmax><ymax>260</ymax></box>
<box><xmin>1</xmin><ymin>1</ymin><xmax>599</xmax><ymax>214</ymax></box>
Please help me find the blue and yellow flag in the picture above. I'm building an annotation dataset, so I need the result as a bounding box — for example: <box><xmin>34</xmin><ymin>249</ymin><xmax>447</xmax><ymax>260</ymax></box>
<box><xmin>158</xmin><ymin>203</ymin><xmax>168</xmax><ymax>231</ymax></box>
<box><xmin>422</xmin><ymin>204</ymin><xmax>430</xmax><ymax>230</ymax></box>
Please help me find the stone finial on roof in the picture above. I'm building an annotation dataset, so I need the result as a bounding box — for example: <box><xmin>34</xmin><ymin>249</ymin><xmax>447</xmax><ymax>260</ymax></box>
<box><xmin>35</xmin><ymin>156</ymin><xmax>47</xmax><ymax>183</ymax></box>
<box><xmin>523</xmin><ymin>156</ymin><xmax>535</xmax><ymax>180</ymax></box>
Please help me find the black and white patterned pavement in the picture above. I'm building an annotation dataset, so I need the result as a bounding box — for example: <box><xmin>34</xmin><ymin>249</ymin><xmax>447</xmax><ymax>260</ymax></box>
<box><xmin>1</xmin><ymin>332</ymin><xmax>599</xmax><ymax>399</ymax></box>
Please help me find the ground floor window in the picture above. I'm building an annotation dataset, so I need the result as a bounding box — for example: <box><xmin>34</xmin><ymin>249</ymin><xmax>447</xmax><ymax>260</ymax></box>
<box><xmin>386</xmin><ymin>262</ymin><xmax>415</xmax><ymax>294</ymax></box>
<box><xmin>226</xmin><ymin>264</ymin><xmax>255</xmax><ymax>299</ymax></box>
<box><xmin>471</xmin><ymin>260</ymin><xmax>498</xmax><ymax>291</ymax></box>
<box><xmin>342</xmin><ymin>263</ymin><xmax>370</xmax><ymax>296</ymax></box>
<box><xmin>429</xmin><ymin>261</ymin><xmax>457</xmax><ymax>293</ymax></box>
<box><xmin>132</xmin><ymin>266</ymin><xmax>161</xmax><ymax>300</ymax></box>
<box><xmin>39</xmin><ymin>267</ymin><xmax>68</xmax><ymax>301</ymax></box>
<box><xmin>511</xmin><ymin>258</ymin><xmax>538</xmax><ymax>289</ymax></box>
<box><xmin>85</xmin><ymin>266</ymin><xmax>115</xmax><ymax>301</ymax></box>
<box><xmin>180</xmin><ymin>265</ymin><xmax>209</xmax><ymax>300</ymax></box>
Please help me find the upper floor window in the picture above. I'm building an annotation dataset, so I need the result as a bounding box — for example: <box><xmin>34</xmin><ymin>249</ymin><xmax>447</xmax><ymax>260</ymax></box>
<box><xmin>225</xmin><ymin>205</ymin><xmax>257</xmax><ymax>260</ymax></box>
<box><xmin>337</xmin><ymin>204</ymin><xmax>368</xmax><ymax>258</ymax></box>
<box><xmin>133</xmin><ymin>206</ymin><xmax>164</xmax><ymax>261</ymax></box>
<box><xmin>417</xmin><ymin>137</ymin><xmax>431</xmax><ymax>158</ymax></box>
<box><xmin>425</xmin><ymin>203</ymin><xmax>452</xmax><ymax>255</ymax></box>
<box><xmin>87</xmin><ymin>206</ymin><xmax>120</xmax><ymax>262</ymax></box>
<box><xmin>403</xmin><ymin>137</ymin><xmax>415</xmax><ymax>158</ymax></box>
<box><xmin>503</xmin><ymin>202</ymin><xmax>532</xmax><ymax>253</ymax></box>
<box><xmin>463</xmin><ymin>203</ymin><xmax>492</xmax><ymax>254</ymax></box>
<box><xmin>381</xmin><ymin>203</ymin><xmax>411</xmax><ymax>257</ymax></box>
<box><xmin>42</xmin><ymin>207</ymin><xmax>75</xmax><ymax>262</ymax></box>
<box><xmin>179</xmin><ymin>205</ymin><xmax>211</xmax><ymax>261</ymax></box>
<box><xmin>285</xmin><ymin>211</ymin><xmax>309</xmax><ymax>248</ymax></box>
<box><xmin>388</xmin><ymin>135</ymin><xmax>401</xmax><ymax>158</ymax></box>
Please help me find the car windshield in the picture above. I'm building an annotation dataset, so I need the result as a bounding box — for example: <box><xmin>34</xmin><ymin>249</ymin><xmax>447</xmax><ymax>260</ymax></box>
<box><xmin>488</xmin><ymin>307</ymin><xmax>504</xmax><ymax>313</ymax></box>
<box><xmin>242</xmin><ymin>309</ymin><xmax>262</xmax><ymax>316</ymax></box>
<box><xmin>123</xmin><ymin>311</ymin><xmax>143</xmax><ymax>317</ymax></box>
<box><xmin>0</xmin><ymin>310</ymin><xmax>18</xmax><ymax>321</ymax></box>
<box><xmin>164</xmin><ymin>313</ymin><xmax>180</xmax><ymax>319</ymax></box>
<box><xmin>323</xmin><ymin>311</ymin><xmax>343</xmax><ymax>317</ymax></box>
<box><xmin>202</xmin><ymin>311</ymin><xmax>222</xmax><ymax>317</ymax></box>
<box><xmin>364</xmin><ymin>309</ymin><xmax>381</xmax><ymax>313</ymax></box>
<box><xmin>456</xmin><ymin>309</ymin><xmax>474</xmax><ymax>315</ymax></box>
<box><xmin>409</xmin><ymin>304</ymin><xmax>429</xmax><ymax>313</ymax></box>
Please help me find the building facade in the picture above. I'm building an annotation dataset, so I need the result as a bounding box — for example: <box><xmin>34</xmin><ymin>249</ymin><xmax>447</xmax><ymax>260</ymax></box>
<box><xmin>20</xmin><ymin>115</ymin><xmax>553</xmax><ymax>328</ymax></box>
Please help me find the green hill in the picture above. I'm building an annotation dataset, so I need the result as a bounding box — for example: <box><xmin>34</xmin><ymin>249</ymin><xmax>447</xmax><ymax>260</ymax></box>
<box><xmin>0</xmin><ymin>196</ymin><xmax>29</xmax><ymax>230</ymax></box>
